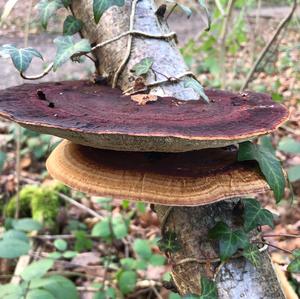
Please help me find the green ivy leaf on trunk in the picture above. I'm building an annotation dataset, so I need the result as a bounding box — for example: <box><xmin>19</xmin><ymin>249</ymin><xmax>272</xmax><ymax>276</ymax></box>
<box><xmin>183</xmin><ymin>77</ymin><xmax>209</xmax><ymax>103</ymax></box>
<box><xmin>93</xmin><ymin>0</ymin><xmax>125</xmax><ymax>24</ymax></box>
<box><xmin>238</xmin><ymin>141</ymin><xmax>285</xmax><ymax>203</ymax></box>
<box><xmin>36</xmin><ymin>0</ymin><xmax>64</xmax><ymax>29</ymax></box>
<box><xmin>242</xmin><ymin>245</ymin><xmax>261</xmax><ymax>267</ymax></box>
<box><xmin>208</xmin><ymin>222</ymin><xmax>249</xmax><ymax>261</ymax></box>
<box><xmin>131</xmin><ymin>57</ymin><xmax>154</xmax><ymax>76</ymax></box>
<box><xmin>199</xmin><ymin>277</ymin><xmax>218</xmax><ymax>299</ymax></box>
<box><xmin>158</xmin><ymin>231</ymin><xmax>181</xmax><ymax>253</ymax></box>
<box><xmin>63</xmin><ymin>16</ymin><xmax>83</xmax><ymax>36</ymax></box>
<box><xmin>243</xmin><ymin>198</ymin><xmax>274</xmax><ymax>232</ymax></box>
<box><xmin>0</xmin><ymin>45</ymin><xmax>43</xmax><ymax>72</ymax></box>
<box><xmin>53</xmin><ymin>36</ymin><xmax>91</xmax><ymax>71</ymax></box>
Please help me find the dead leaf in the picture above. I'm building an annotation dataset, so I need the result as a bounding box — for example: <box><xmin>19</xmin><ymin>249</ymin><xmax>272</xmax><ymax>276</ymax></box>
<box><xmin>131</xmin><ymin>94</ymin><xmax>158</xmax><ymax>105</ymax></box>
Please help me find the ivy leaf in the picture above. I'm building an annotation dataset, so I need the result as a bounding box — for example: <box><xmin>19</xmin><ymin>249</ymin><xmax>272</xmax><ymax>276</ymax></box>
<box><xmin>177</xmin><ymin>3</ymin><xmax>192</xmax><ymax>18</ymax></box>
<box><xmin>93</xmin><ymin>0</ymin><xmax>125</xmax><ymax>24</ymax></box>
<box><xmin>26</xmin><ymin>289</ymin><xmax>56</xmax><ymax>299</ymax></box>
<box><xmin>111</xmin><ymin>214</ymin><xmax>128</xmax><ymax>239</ymax></box>
<box><xmin>238</xmin><ymin>141</ymin><xmax>285</xmax><ymax>203</ymax></box>
<box><xmin>0</xmin><ymin>239</ymin><xmax>30</xmax><ymax>259</ymax></box>
<box><xmin>0</xmin><ymin>151</ymin><xmax>6</xmax><ymax>173</ymax></box>
<box><xmin>183</xmin><ymin>77</ymin><xmax>209</xmax><ymax>103</ymax></box>
<box><xmin>61</xmin><ymin>0</ymin><xmax>71</xmax><ymax>7</ymax></box>
<box><xmin>208</xmin><ymin>222</ymin><xmax>249</xmax><ymax>261</ymax></box>
<box><xmin>243</xmin><ymin>198</ymin><xmax>274</xmax><ymax>232</ymax></box>
<box><xmin>158</xmin><ymin>231</ymin><xmax>181</xmax><ymax>253</ymax></box>
<box><xmin>21</xmin><ymin>259</ymin><xmax>54</xmax><ymax>281</ymax></box>
<box><xmin>13</xmin><ymin>218</ymin><xmax>43</xmax><ymax>232</ymax></box>
<box><xmin>288</xmin><ymin>165</ymin><xmax>300</xmax><ymax>183</ymax></box>
<box><xmin>242</xmin><ymin>245</ymin><xmax>260</xmax><ymax>267</ymax></box>
<box><xmin>0</xmin><ymin>284</ymin><xmax>23</xmax><ymax>298</ymax></box>
<box><xmin>287</xmin><ymin>249</ymin><xmax>300</xmax><ymax>273</ymax></box>
<box><xmin>54</xmin><ymin>239</ymin><xmax>68</xmax><ymax>251</ymax></box>
<box><xmin>63</xmin><ymin>15</ymin><xmax>83</xmax><ymax>35</ymax></box>
<box><xmin>199</xmin><ymin>277</ymin><xmax>218</xmax><ymax>299</ymax></box>
<box><xmin>133</xmin><ymin>239</ymin><xmax>152</xmax><ymax>260</ymax></box>
<box><xmin>53</xmin><ymin>36</ymin><xmax>91</xmax><ymax>71</ymax></box>
<box><xmin>36</xmin><ymin>0</ymin><xmax>64</xmax><ymax>29</ymax></box>
<box><xmin>117</xmin><ymin>270</ymin><xmax>137</xmax><ymax>295</ymax></box>
<box><xmin>167</xmin><ymin>1</ymin><xmax>192</xmax><ymax>18</ymax></box>
<box><xmin>0</xmin><ymin>44</ymin><xmax>43</xmax><ymax>72</ymax></box>
<box><xmin>29</xmin><ymin>275</ymin><xmax>79</xmax><ymax>299</ymax></box>
<box><xmin>278</xmin><ymin>137</ymin><xmax>300</xmax><ymax>154</ymax></box>
<box><xmin>131</xmin><ymin>57</ymin><xmax>154</xmax><ymax>76</ymax></box>
<box><xmin>91</xmin><ymin>217</ymin><xmax>112</xmax><ymax>239</ymax></box>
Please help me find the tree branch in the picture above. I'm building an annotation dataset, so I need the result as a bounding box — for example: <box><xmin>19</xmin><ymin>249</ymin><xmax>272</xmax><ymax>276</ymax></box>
<box><xmin>241</xmin><ymin>0</ymin><xmax>297</xmax><ymax>91</ymax></box>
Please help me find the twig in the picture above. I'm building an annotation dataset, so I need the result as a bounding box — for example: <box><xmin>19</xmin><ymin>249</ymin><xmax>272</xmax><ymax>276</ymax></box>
<box><xmin>150</xmin><ymin>286</ymin><xmax>163</xmax><ymax>299</ymax></box>
<box><xmin>214</xmin><ymin>0</ymin><xmax>225</xmax><ymax>16</ymax></box>
<box><xmin>219</xmin><ymin>0</ymin><xmax>236</xmax><ymax>89</ymax></box>
<box><xmin>262</xmin><ymin>234</ymin><xmax>300</xmax><ymax>239</ymax></box>
<box><xmin>112</xmin><ymin>0</ymin><xmax>138</xmax><ymax>88</ymax></box>
<box><xmin>160</xmin><ymin>207</ymin><xmax>174</xmax><ymax>234</ymax></box>
<box><xmin>213</xmin><ymin>261</ymin><xmax>225</xmax><ymax>281</ymax></box>
<box><xmin>241</xmin><ymin>0</ymin><xmax>297</xmax><ymax>91</ymax></box>
<box><xmin>123</xmin><ymin>71</ymin><xmax>194</xmax><ymax>95</ymax></box>
<box><xmin>57</xmin><ymin>192</ymin><xmax>102</xmax><ymax>219</ymax></box>
<box><xmin>254</xmin><ymin>241</ymin><xmax>293</xmax><ymax>255</ymax></box>
<box><xmin>165</xmin><ymin>3</ymin><xmax>177</xmax><ymax>21</ymax></box>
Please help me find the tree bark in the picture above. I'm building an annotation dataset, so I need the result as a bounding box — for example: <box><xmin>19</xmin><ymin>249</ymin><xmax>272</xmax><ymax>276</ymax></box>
<box><xmin>155</xmin><ymin>202</ymin><xmax>285</xmax><ymax>298</ymax></box>
<box><xmin>71</xmin><ymin>1</ymin><xmax>285</xmax><ymax>297</ymax></box>
<box><xmin>71</xmin><ymin>0</ymin><xmax>199</xmax><ymax>100</ymax></box>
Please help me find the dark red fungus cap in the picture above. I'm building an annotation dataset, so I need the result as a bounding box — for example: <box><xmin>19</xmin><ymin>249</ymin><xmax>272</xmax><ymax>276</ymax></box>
<box><xmin>46</xmin><ymin>140</ymin><xmax>269</xmax><ymax>206</ymax></box>
<box><xmin>0</xmin><ymin>80</ymin><xmax>289</xmax><ymax>152</ymax></box>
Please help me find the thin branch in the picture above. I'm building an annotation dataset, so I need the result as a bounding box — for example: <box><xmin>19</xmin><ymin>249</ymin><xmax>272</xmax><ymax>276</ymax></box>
<box><xmin>262</xmin><ymin>234</ymin><xmax>300</xmax><ymax>239</ymax></box>
<box><xmin>165</xmin><ymin>3</ymin><xmax>177</xmax><ymax>21</ymax></box>
<box><xmin>254</xmin><ymin>241</ymin><xmax>293</xmax><ymax>255</ymax></box>
<box><xmin>58</xmin><ymin>192</ymin><xmax>102</xmax><ymax>219</ymax></box>
<box><xmin>219</xmin><ymin>0</ymin><xmax>236</xmax><ymax>89</ymax></box>
<box><xmin>241</xmin><ymin>0</ymin><xmax>297</xmax><ymax>91</ymax></box>
<box><xmin>112</xmin><ymin>0</ymin><xmax>138</xmax><ymax>88</ymax></box>
<box><xmin>214</xmin><ymin>0</ymin><xmax>225</xmax><ymax>16</ymax></box>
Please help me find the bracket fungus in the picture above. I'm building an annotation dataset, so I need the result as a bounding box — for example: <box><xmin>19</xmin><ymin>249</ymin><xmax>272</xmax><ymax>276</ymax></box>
<box><xmin>46</xmin><ymin>140</ymin><xmax>270</xmax><ymax>206</ymax></box>
<box><xmin>0</xmin><ymin>80</ymin><xmax>289</xmax><ymax>152</ymax></box>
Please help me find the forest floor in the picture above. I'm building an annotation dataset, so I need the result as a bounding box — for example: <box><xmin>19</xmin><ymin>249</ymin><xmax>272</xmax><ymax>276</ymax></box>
<box><xmin>0</xmin><ymin>2</ymin><xmax>300</xmax><ymax>299</ymax></box>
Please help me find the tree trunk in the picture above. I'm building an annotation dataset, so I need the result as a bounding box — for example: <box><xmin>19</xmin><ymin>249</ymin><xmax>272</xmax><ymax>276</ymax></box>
<box><xmin>155</xmin><ymin>202</ymin><xmax>285</xmax><ymax>298</ymax></box>
<box><xmin>71</xmin><ymin>1</ymin><xmax>285</xmax><ymax>297</ymax></box>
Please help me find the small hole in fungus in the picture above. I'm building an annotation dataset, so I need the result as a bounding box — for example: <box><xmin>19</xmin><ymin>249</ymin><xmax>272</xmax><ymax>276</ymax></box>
<box><xmin>48</xmin><ymin>102</ymin><xmax>55</xmax><ymax>108</ymax></box>
<box><xmin>37</xmin><ymin>89</ymin><xmax>47</xmax><ymax>101</ymax></box>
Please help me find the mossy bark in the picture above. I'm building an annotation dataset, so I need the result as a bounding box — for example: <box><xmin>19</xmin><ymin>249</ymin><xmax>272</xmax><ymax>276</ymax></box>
<box><xmin>71</xmin><ymin>0</ymin><xmax>285</xmax><ymax>297</ymax></box>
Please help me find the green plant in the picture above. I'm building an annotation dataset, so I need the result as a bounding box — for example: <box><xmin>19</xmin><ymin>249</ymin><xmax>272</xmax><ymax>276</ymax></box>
<box><xmin>5</xmin><ymin>183</ymin><xmax>68</xmax><ymax>230</ymax></box>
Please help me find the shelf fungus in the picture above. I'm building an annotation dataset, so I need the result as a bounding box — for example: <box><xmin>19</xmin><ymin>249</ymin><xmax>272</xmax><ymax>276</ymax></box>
<box><xmin>0</xmin><ymin>80</ymin><xmax>289</xmax><ymax>152</ymax></box>
<box><xmin>46</xmin><ymin>140</ymin><xmax>270</xmax><ymax>206</ymax></box>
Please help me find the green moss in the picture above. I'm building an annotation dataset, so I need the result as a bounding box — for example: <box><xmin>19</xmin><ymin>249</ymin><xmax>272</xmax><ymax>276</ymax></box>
<box><xmin>5</xmin><ymin>186</ymin><xmax>40</xmax><ymax>218</ymax></box>
<box><xmin>4</xmin><ymin>182</ymin><xmax>68</xmax><ymax>231</ymax></box>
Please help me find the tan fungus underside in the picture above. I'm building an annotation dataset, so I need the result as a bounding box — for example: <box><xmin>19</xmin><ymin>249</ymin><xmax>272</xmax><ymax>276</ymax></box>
<box><xmin>46</xmin><ymin>140</ymin><xmax>270</xmax><ymax>206</ymax></box>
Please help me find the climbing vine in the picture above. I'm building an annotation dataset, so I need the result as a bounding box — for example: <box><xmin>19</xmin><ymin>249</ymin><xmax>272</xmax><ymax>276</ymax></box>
<box><xmin>0</xmin><ymin>0</ymin><xmax>211</xmax><ymax>101</ymax></box>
